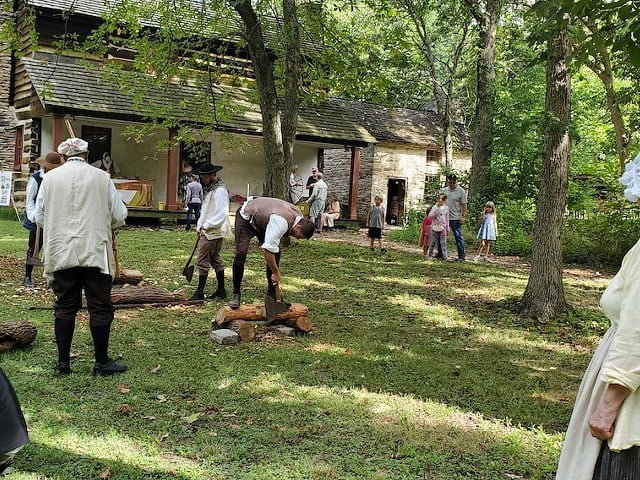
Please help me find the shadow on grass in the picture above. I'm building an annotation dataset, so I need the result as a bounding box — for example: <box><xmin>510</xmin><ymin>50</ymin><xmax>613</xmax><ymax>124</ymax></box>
<box><xmin>15</xmin><ymin>441</ymin><xmax>197</xmax><ymax>479</ymax></box>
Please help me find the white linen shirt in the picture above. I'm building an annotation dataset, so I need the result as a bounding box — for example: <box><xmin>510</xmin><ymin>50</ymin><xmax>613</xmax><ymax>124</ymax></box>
<box><xmin>239</xmin><ymin>197</ymin><xmax>301</xmax><ymax>253</ymax></box>
<box><xmin>598</xmin><ymin>238</ymin><xmax>640</xmax><ymax>451</ymax></box>
<box><xmin>35</xmin><ymin>158</ymin><xmax>127</xmax><ymax>283</ymax></box>
<box><xmin>25</xmin><ymin>169</ymin><xmax>44</xmax><ymax>223</ymax></box>
<box><xmin>197</xmin><ymin>183</ymin><xmax>230</xmax><ymax>240</ymax></box>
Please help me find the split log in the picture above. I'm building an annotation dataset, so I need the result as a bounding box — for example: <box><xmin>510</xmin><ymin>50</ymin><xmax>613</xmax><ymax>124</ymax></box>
<box><xmin>111</xmin><ymin>286</ymin><xmax>187</xmax><ymax>305</ymax></box>
<box><xmin>113</xmin><ymin>269</ymin><xmax>144</xmax><ymax>285</ymax></box>
<box><xmin>281</xmin><ymin>316</ymin><xmax>314</xmax><ymax>333</ymax></box>
<box><xmin>214</xmin><ymin>303</ymin><xmax>309</xmax><ymax>327</ymax></box>
<box><xmin>226</xmin><ymin>320</ymin><xmax>256</xmax><ymax>342</ymax></box>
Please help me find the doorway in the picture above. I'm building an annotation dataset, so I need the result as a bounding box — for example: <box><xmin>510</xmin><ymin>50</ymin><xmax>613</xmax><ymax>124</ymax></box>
<box><xmin>386</xmin><ymin>178</ymin><xmax>406</xmax><ymax>225</ymax></box>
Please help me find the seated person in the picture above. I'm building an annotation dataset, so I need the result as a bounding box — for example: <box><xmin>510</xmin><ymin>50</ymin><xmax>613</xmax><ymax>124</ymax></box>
<box><xmin>321</xmin><ymin>195</ymin><xmax>341</xmax><ymax>231</ymax></box>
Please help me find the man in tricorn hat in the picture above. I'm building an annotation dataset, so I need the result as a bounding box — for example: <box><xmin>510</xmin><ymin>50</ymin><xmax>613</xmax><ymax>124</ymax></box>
<box><xmin>21</xmin><ymin>151</ymin><xmax>65</xmax><ymax>288</ymax></box>
<box><xmin>190</xmin><ymin>163</ymin><xmax>230</xmax><ymax>301</ymax></box>
<box><xmin>35</xmin><ymin>137</ymin><xmax>128</xmax><ymax>376</ymax></box>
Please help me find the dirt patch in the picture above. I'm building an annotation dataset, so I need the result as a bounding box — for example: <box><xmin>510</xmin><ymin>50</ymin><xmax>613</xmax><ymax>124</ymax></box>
<box><xmin>315</xmin><ymin>227</ymin><xmax>614</xmax><ymax>282</ymax></box>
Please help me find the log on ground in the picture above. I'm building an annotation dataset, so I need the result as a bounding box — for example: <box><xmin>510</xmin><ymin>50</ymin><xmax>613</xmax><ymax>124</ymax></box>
<box><xmin>111</xmin><ymin>286</ymin><xmax>187</xmax><ymax>305</ymax></box>
<box><xmin>226</xmin><ymin>320</ymin><xmax>256</xmax><ymax>342</ymax></box>
<box><xmin>214</xmin><ymin>303</ymin><xmax>309</xmax><ymax>326</ymax></box>
<box><xmin>278</xmin><ymin>316</ymin><xmax>314</xmax><ymax>333</ymax></box>
<box><xmin>113</xmin><ymin>269</ymin><xmax>144</xmax><ymax>285</ymax></box>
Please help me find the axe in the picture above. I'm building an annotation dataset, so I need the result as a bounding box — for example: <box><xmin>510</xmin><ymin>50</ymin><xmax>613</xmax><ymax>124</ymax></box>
<box><xmin>26</xmin><ymin>225</ymin><xmax>44</xmax><ymax>267</ymax></box>
<box><xmin>264</xmin><ymin>282</ymin><xmax>289</xmax><ymax>324</ymax></box>
<box><xmin>182</xmin><ymin>233</ymin><xmax>200</xmax><ymax>283</ymax></box>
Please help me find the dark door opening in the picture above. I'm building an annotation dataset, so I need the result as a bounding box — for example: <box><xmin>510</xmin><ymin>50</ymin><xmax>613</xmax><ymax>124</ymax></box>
<box><xmin>386</xmin><ymin>178</ymin><xmax>406</xmax><ymax>225</ymax></box>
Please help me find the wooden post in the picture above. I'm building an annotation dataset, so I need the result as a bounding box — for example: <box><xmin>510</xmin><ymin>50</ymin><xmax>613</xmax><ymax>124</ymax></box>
<box><xmin>53</xmin><ymin>115</ymin><xmax>65</xmax><ymax>148</ymax></box>
<box><xmin>348</xmin><ymin>147</ymin><xmax>361</xmax><ymax>220</ymax></box>
<box><xmin>166</xmin><ymin>128</ymin><xmax>180</xmax><ymax>211</ymax></box>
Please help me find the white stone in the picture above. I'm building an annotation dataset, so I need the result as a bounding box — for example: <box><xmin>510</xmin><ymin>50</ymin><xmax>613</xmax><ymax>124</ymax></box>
<box><xmin>210</xmin><ymin>329</ymin><xmax>239</xmax><ymax>344</ymax></box>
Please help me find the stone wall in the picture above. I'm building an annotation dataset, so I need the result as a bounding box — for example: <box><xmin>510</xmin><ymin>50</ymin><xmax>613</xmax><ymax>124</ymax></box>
<box><xmin>323</xmin><ymin>146</ymin><xmax>375</xmax><ymax>223</ymax></box>
<box><xmin>325</xmin><ymin>143</ymin><xmax>472</xmax><ymax>224</ymax></box>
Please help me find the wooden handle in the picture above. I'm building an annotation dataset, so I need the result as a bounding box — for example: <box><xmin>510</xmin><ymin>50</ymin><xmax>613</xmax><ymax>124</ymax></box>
<box><xmin>64</xmin><ymin>118</ymin><xmax>76</xmax><ymax>137</ymax></box>
<box><xmin>32</xmin><ymin>224</ymin><xmax>42</xmax><ymax>259</ymax></box>
<box><xmin>112</xmin><ymin>231</ymin><xmax>120</xmax><ymax>278</ymax></box>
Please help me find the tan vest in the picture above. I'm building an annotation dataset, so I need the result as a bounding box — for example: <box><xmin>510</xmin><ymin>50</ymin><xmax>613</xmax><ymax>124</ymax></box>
<box><xmin>243</xmin><ymin>197</ymin><xmax>302</xmax><ymax>232</ymax></box>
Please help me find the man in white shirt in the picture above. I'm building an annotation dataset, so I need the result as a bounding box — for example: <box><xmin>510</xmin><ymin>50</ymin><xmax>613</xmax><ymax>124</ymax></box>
<box><xmin>36</xmin><ymin>137</ymin><xmax>128</xmax><ymax>376</ymax></box>
<box><xmin>229</xmin><ymin>197</ymin><xmax>315</xmax><ymax>309</ymax></box>
<box><xmin>190</xmin><ymin>163</ymin><xmax>230</xmax><ymax>301</ymax></box>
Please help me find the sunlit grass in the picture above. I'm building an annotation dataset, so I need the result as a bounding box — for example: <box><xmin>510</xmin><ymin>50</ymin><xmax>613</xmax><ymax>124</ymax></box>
<box><xmin>0</xmin><ymin>214</ymin><xmax>608</xmax><ymax>479</ymax></box>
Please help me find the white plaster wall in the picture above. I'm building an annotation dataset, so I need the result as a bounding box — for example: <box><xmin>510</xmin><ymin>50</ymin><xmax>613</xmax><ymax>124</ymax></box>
<box><xmin>37</xmin><ymin>116</ymin><xmax>324</xmax><ymax>208</ymax></box>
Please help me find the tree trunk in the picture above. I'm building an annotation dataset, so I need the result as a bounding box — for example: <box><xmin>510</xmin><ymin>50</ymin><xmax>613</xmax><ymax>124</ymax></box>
<box><xmin>467</xmin><ymin>0</ymin><xmax>500</xmax><ymax>200</ymax></box>
<box><xmin>232</xmin><ymin>0</ymin><xmax>287</xmax><ymax>199</ymax></box>
<box><xmin>586</xmin><ymin>49</ymin><xmax>629</xmax><ymax>173</ymax></box>
<box><xmin>281</xmin><ymin>0</ymin><xmax>301</xmax><ymax>192</ymax></box>
<box><xmin>520</xmin><ymin>26</ymin><xmax>571</xmax><ymax>323</ymax></box>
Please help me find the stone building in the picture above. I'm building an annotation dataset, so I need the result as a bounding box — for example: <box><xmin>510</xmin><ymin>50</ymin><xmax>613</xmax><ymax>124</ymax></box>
<box><xmin>323</xmin><ymin>100</ymin><xmax>472</xmax><ymax>224</ymax></box>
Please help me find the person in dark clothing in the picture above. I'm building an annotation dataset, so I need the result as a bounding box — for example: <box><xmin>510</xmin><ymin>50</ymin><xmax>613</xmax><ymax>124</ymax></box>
<box><xmin>21</xmin><ymin>152</ymin><xmax>65</xmax><ymax>288</ymax></box>
<box><xmin>0</xmin><ymin>366</ymin><xmax>28</xmax><ymax>476</ymax></box>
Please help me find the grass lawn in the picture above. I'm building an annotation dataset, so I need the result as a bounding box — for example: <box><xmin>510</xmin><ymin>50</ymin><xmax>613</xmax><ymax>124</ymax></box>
<box><xmin>0</xmin><ymin>210</ymin><xmax>611</xmax><ymax>479</ymax></box>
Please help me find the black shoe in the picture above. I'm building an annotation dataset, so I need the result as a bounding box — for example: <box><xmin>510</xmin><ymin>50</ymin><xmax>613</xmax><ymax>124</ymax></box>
<box><xmin>381</xmin><ymin>248</ymin><xmax>387</xmax><ymax>253</ymax></box>
<box><xmin>55</xmin><ymin>362</ymin><xmax>71</xmax><ymax>376</ymax></box>
<box><xmin>93</xmin><ymin>359</ymin><xmax>127</xmax><ymax>376</ymax></box>
<box><xmin>0</xmin><ymin>461</ymin><xmax>13</xmax><ymax>476</ymax></box>
<box><xmin>229</xmin><ymin>294</ymin><xmax>240</xmax><ymax>309</ymax></box>
<box><xmin>22</xmin><ymin>276</ymin><xmax>35</xmax><ymax>288</ymax></box>
<box><xmin>209</xmin><ymin>289</ymin><xmax>227</xmax><ymax>300</ymax></box>
<box><xmin>190</xmin><ymin>289</ymin><xmax>205</xmax><ymax>301</ymax></box>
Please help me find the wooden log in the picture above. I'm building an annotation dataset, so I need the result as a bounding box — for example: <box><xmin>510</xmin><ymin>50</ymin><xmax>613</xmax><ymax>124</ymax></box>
<box><xmin>214</xmin><ymin>303</ymin><xmax>309</xmax><ymax>326</ymax></box>
<box><xmin>111</xmin><ymin>286</ymin><xmax>187</xmax><ymax>305</ymax></box>
<box><xmin>280</xmin><ymin>316</ymin><xmax>314</xmax><ymax>333</ymax></box>
<box><xmin>113</xmin><ymin>269</ymin><xmax>144</xmax><ymax>285</ymax></box>
<box><xmin>227</xmin><ymin>320</ymin><xmax>256</xmax><ymax>342</ymax></box>
<box><xmin>114</xmin><ymin>300</ymin><xmax>204</xmax><ymax>309</ymax></box>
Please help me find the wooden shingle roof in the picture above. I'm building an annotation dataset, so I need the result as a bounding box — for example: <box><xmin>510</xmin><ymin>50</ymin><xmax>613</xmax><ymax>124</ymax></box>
<box><xmin>329</xmin><ymin>99</ymin><xmax>472</xmax><ymax>150</ymax></box>
<box><xmin>22</xmin><ymin>57</ymin><xmax>375</xmax><ymax>145</ymax></box>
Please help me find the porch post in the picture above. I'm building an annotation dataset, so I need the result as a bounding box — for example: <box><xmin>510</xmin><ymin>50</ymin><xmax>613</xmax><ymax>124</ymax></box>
<box><xmin>166</xmin><ymin>128</ymin><xmax>180</xmax><ymax>211</ymax></box>
<box><xmin>348</xmin><ymin>146</ymin><xmax>361</xmax><ymax>220</ymax></box>
<box><xmin>53</xmin><ymin>115</ymin><xmax>65</xmax><ymax>148</ymax></box>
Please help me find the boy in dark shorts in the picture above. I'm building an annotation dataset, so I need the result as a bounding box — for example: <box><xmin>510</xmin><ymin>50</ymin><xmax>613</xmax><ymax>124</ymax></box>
<box><xmin>366</xmin><ymin>195</ymin><xmax>386</xmax><ymax>252</ymax></box>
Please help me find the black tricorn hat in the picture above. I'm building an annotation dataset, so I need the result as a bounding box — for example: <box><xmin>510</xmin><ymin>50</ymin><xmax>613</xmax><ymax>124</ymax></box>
<box><xmin>196</xmin><ymin>163</ymin><xmax>223</xmax><ymax>175</ymax></box>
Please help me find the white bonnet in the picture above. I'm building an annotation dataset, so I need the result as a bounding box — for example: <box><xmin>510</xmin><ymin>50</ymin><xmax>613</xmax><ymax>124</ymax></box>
<box><xmin>57</xmin><ymin>138</ymin><xmax>89</xmax><ymax>156</ymax></box>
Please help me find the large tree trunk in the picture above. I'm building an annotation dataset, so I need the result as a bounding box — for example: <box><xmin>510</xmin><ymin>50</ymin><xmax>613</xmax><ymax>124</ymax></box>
<box><xmin>466</xmin><ymin>0</ymin><xmax>500</xmax><ymax>199</ymax></box>
<box><xmin>281</xmin><ymin>0</ymin><xmax>301</xmax><ymax>188</ymax></box>
<box><xmin>520</xmin><ymin>26</ymin><xmax>571</xmax><ymax>323</ymax></box>
<box><xmin>232</xmin><ymin>0</ymin><xmax>287</xmax><ymax>199</ymax></box>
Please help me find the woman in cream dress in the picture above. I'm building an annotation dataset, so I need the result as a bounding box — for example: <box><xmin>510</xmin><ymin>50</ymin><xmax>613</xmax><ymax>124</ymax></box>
<box><xmin>557</xmin><ymin>156</ymin><xmax>640</xmax><ymax>479</ymax></box>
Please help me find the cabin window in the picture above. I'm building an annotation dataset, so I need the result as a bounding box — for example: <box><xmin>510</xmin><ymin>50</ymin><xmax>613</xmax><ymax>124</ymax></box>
<box><xmin>426</xmin><ymin>149</ymin><xmax>438</xmax><ymax>163</ymax></box>
<box><xmin>82</xmin><ymin>126</ymin><xmax>112</xmax><ymax>166</ymax></box>
<box><xmin>423</xmin><ymin>174</ymin><xmax>441</xmax><ymax>202</ymax></box>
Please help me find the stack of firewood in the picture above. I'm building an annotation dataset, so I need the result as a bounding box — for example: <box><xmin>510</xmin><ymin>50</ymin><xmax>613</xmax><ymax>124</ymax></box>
<box><xmin>212</xmin><ymin>303</ymin><xmax>314</xmax><ymax>342</ymax></box>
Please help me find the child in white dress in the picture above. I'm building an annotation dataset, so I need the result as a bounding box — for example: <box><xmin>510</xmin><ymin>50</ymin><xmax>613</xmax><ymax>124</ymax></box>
<box><xmin>473</xmin><ymin>201</ymin><xmax>498</xmax><ymax>262</ymax></box>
